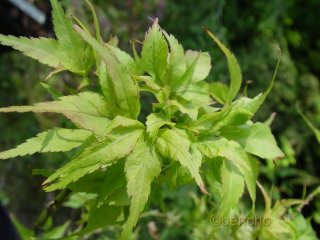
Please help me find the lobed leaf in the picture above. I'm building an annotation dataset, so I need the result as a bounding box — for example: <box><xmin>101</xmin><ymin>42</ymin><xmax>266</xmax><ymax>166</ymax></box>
<box><xmin>0</xmin><ymin>35</ymin><xmax>68</xmax><ymax>69</ymax></box>
<box><xmin>141</xmin><ymin>21</ymin><xmax>169</xmax><ymax>85</ymax></box>
<box><xmin>162</xmin><ymin>31</ymin><xmax>186</xmax><ymax>85</ymax></box>
<box><xmin>0</xmin><ymin>92</ymin><xmax>111</xmax><ymax>137</ymax></box>
<box><xmin>50</xmin><ymin>0</ymin><xmax>86</xmax><ymax>73</ymax></box>
<box><xmin>121</xmin><ymin>139</ymin><xmax>161</xmax><ymax>239</ymax></box>
<box><xmin>75</xmin><ymin>26</ymin><xmax>140</xmax><ymax>119</ymax></box>
<box><xmin>0</xmin><ymin>128</ymin><xmax>92</xmax><ymax>160</ymax></box>
<box><xmin>44</xmin><ymin>129</ymin><xmax>143</xmax><ymax>191</ymax></box>
<box><xmin>198</xmin><ymin>138</ymin><xmax>257</xmax><ymax>207</ymax></box>
<box><xmin>156</xmin><ymin>128</ymin><xmax>208</xmax><ymax>194</ymax></box>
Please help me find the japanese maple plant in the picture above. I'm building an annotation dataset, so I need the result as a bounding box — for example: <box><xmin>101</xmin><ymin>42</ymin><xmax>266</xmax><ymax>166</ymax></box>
<box><xmin>0</xmin><ymin>0</ymin><xmax>283</xmax><ymax>239</ymax></box>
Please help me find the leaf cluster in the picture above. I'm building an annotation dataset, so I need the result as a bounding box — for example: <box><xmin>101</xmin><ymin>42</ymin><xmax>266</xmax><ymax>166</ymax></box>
<box><xmin>0</xmin><ymin>0</ymin><xmax>284</xmax><ymax>238</ymax></box>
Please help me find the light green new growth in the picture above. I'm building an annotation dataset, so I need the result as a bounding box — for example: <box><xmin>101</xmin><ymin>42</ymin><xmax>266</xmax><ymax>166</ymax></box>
<box><xmin>0</xmin><ymin>92</ymin><xmax>110</xmax><ymax>136</ymax></box>
<box><xmin>121</xmin><ymin>138</ymin><xmax>161</xmax><ymax>239</ymax></box>
<box><xmin>0</xmin><ymin>128</ymin><xmax>92</xmax><ymax>159</ymax></box>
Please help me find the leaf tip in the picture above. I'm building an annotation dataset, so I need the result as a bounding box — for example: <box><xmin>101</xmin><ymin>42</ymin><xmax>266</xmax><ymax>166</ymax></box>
<box><xmin>202</xmin><ymin>26</ymin><xmax>209</xmax><ymax>32</ymax></box>
<box><xmin>73</xmin><ymin>24</ymin><xmax>82</xmax><ymax>33</ymax></box>
<box><xmin>200</xmin><ymin>183</ymin><xmax>210</xmax><ymax>195</ymax></box>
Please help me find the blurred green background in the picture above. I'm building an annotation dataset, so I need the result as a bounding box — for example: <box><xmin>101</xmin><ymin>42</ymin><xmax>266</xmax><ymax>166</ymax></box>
<box><xmin>0</xmin><ymin>0</ymin><xmax>319</xmax><ymax>238</ymax></box>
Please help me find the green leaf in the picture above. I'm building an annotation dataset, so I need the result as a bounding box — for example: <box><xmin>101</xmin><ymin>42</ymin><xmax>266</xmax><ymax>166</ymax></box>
<box><xmin>198</xmin><ymin>138</ymin><xmax>256</xmax><ymax>205</ymax></box>
<box><xmin>40</xmin><ymin>82</ymin><xmax>62</xmax><ymax>100</ymax></box>
<box><xmin>253</xmin><ymin>50</ymin><xmax>281</xmax><ymax>110</ymax></box>
<box><xmin>85</xmin><ymin>0</ymin><xmax>103</xmax><ymax>43</ymax></box>
<box><xmin>121</xmin><ymin>139</ymin><xmax>161</xmax><ymax>239</ymax></box>
<box><xmin>141</xmin><ymin>21</ymin><xmax>168</xmax><ymax>84</ymax></box>
<box><xmin>220</xmin><ymin>160</ymin><xmax>245</xmax><ymax>215</ymax></box>
<box><xmin>146</xmin><ymin>113</ymin><xmax>175</xmax><ymax>140</ymax></box>
<box><xmin>221</xmin><ymin>123</ymin><xmax>284</xmax><ymax>160</ymax></box>
<box><xmin>217</xmin><ymin>140</ymin><xmax>256</xmax><ymax>206</ymax></box>
<box><xmin>0</xmin><ymin>0</ymin><xmax>95</xmax><ymax>75</ymax></box>
<box><xmin>209</xmin><ymin>82</ymin><xmax>229</xmax><ymax>104</ymax></box>
<box><xmin>180</xmin><ymin>81</ymin><xmax>211</xmax><ymax>107</ymax></box>
<box><xmin>63</xmin><ymin>192</ymin><xmax>97</xmax><ymax>209</ymax></box>
<box><xmin>191</xmin><ymin>95</ymin><xmax>264</xmax><ymax>132</ymax></box>
<box><xmin>169</xmin><ymin>98</ymin><xmax>198</xmax><ymax>120</ymax></box>
<box><xmin>44</xmin><ymin>129</ymin><xmax>143</xmax><ymax>191</ymax></box>
<box><xmin>0</xmin><ymin>35</ymin><xmax>68</xmax><ymax>69</ymax></box>
<box><xmin>97</xmin><ymin>62</ymin><xmax>118</xmax><ymax>117</ymax></box>
<box><xmin>68</xmin><ymin>160</ymin><xmax>126</xmax><ymax>205</ymax></box>
<box><xmin>83</xmin><ymin>203</ymin><xmax>122</xmax><ymax>233</ymax></box>
<box><xmin>45</xmin><ymin>221</ymin><xmax>70</xmax><ymax>239</ymax></box>
<box><xmin>185</xmin><ymin>50</ymin><xmax>211</xmax><ymax>82</ymax></box>
<box><xmin>132</xmin><ymin>75</ymin><xmax>161</xmax><ymax>93</ymax></box>
<box><xmin>75</xmin><ymin>26</ymin><xmax>140</xmax><ymax>118</ymax></box>
<box><xmin>172</xmin><ymin>52</ymin><xmax>200</xmax><ymax>91</ymax></box>
<box><xmin>156</xmin><ymin>128</ymin><xmax>208</xmax><ymax>194</ymax></box>
<box><xmin>191</xmin><ymin>104</ymin><xmax>252</xmax><ymax>132</ymax></box>
<box><xmin>50</xmin><ymin>0</ymin><xmax>86</xmax><ymax>73</ymax></box>
<box><xmin>0</xmin><ymin>128</ymin><xmax>92</xmax><ymax>160</ymax></box>
<box><xmin>11</xmin><ymin>216</ymin><xmax>34</xmax><ymax>240</ymax></box>
<box><xmin>204</xmin><ymin>29</ymin><xmax>242</xmax><ymax>103</ymax></box>
<box><xmin>0</xmin><ymin>92</ymin><xmax>110</xmax><ymax>136</ymax></box>
<box><xmin>162</xmin><ymin>32</ymin><xmax>186</xmax><ymax>85</ymax></box>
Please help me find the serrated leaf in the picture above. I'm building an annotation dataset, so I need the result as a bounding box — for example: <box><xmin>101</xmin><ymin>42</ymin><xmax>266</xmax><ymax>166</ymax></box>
<box><xmin>221</xmin><ymin>123</ymin><xmax>284</xmax><ymax>160</ymax></box>
<box><xmin>50</xmin><ymin>0</ymin><xmax>86</xmax><ymax>73</ymax></box>
<box><xmin>44</xmin><ymin>129</ymin><xmax>143</xmax><ymax>191</ymax></box>
<box><xmin>156</xmin><ymin>128</ymin><xmax>208</xmax><ymax>194</ymax></box>
<box><xmin>75</xmin><ymin>26</ymin><xmax>140</xmax><ymax>119</ymax></box>
<box><xmin>0</xmin><ymin>92</ymin><xmax>110</xmax><ymax>136</ymax></box>
<box><xmin>146</xmin><ymin>112</ymin><xmax>175</xmax><ymax>140</ymax></box>
<box><xmin>220</xmin><ymin>160</ymin><xmax>245</xmax><ymax>215</ymax></box>
<box><xmin>204</xmin><ymin>29</ymin><xmax>242</xmax><ymax>103</ymax></box>
<box><xmin>141</xmin><ymin>21</ymin><xmax>168</xmax><ymax>84</ymax></box>
<box><xmin>198</xmin><ymin>138</ymin><xmax>256</xmax><ymax>205</ymax></box>
<box><xmin>98</xmin><ymin>62</ymin><xmax>118</xmax><ymax>117</ymax></box>
<box><xmin>0</xmin><ymin>0</ymin><xmax>95</xmax><ymax>76</ymax></box>
<box><xmin>0</xmin><ymin>35</ymin><xmax>68</xmax><ymax>69</ymax></box>
<box><xmin>121</xmin><ymin>139</ymin><xmax>161</xmax><ymax>239</ymax></box>
<box><xmin>162</xmin><ymin>32</ymin><xmax>186</xmax><ymax>85</ymax></box>
<box><xmin>217</xmin><ymin>139</ymin><xmax>257</xmax><ymax>206</ymax></box>
<box><xmin>0</xmin><ymin>128</ymin><xmax>92</xmax><ymax>160</ymax></box>
<box><xmin>185</xmin><ymin>50</ymin><xmax>211</xmax><ymax>82</ymax></box>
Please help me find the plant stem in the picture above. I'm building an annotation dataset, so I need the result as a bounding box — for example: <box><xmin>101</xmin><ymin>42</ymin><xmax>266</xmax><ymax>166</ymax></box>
<box><xmin>33</xmin><ymin>189</ymin><xmax>71</xmax><ymax>236</ymax></box>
